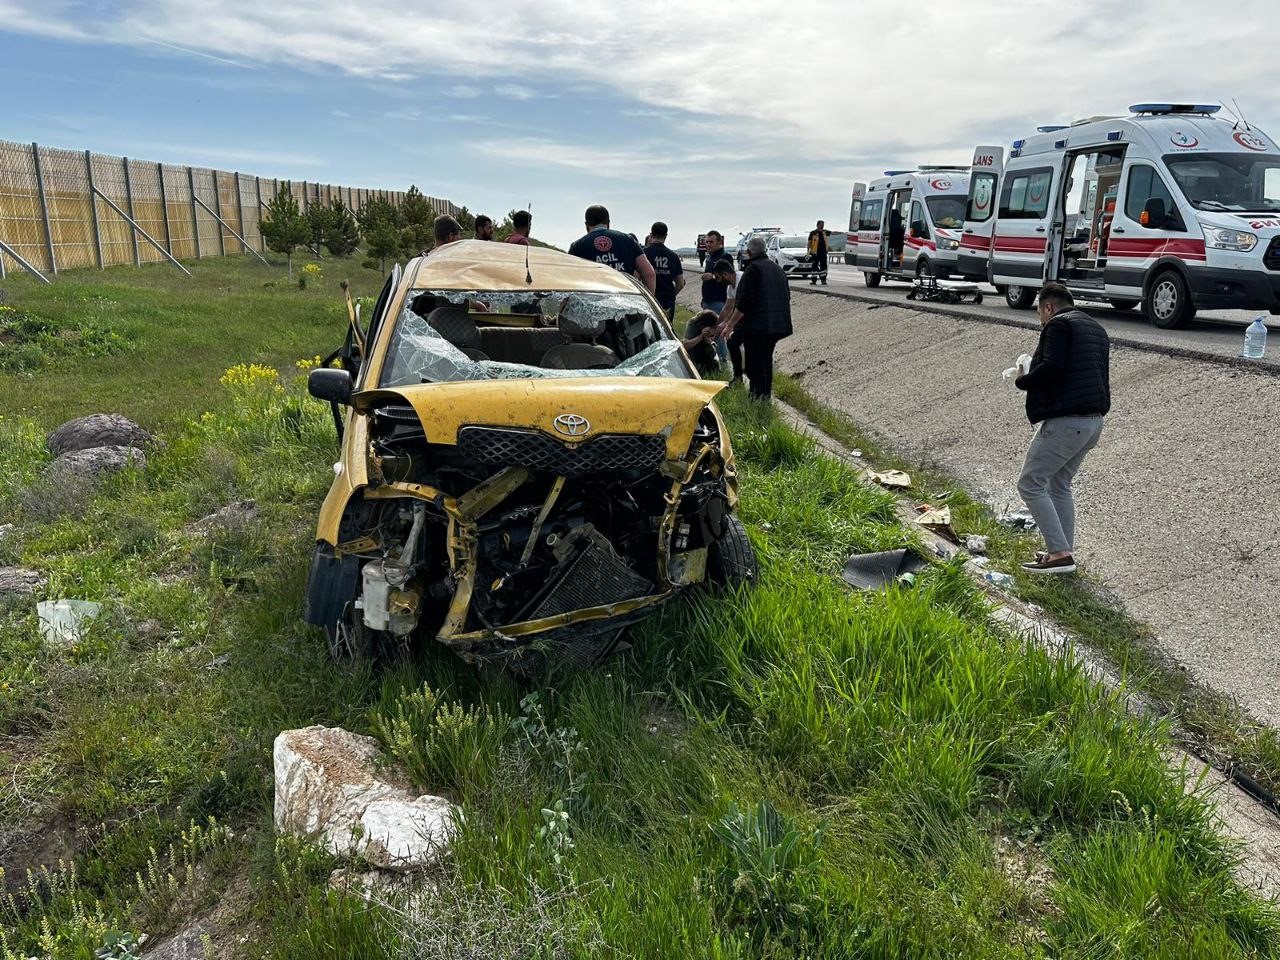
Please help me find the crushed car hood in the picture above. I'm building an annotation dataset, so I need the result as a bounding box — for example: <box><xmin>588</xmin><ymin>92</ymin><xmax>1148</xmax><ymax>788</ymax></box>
<box><xmin>355</xmin><ymin>376</ymin><xmax>726</xmax><ymax>459</ymax></box>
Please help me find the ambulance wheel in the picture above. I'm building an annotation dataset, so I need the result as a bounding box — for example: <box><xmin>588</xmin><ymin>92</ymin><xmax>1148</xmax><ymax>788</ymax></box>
<box><xmin>973</xmin><ymin>293</ymin><xmax>984</xmax><ymax>305</ymax></box>
<box><xmin>1005</xmin><ymin>284</ymin><xmax>1036</xmax><ymax>309</ymax></box>
<box><xmin>1110</xmin><ymin>299</ymin><xmax>1140</xmax><ymax>311</ymax></box>
<box><xmin>864</xmin><ymin>272</ymin><xmax>882</xmax><ymax>288</ymax></box>
<box><xmin>1145</xmin><ymin>269</ymin><xmax>1196</xmax><ymax>329</ymax></box>
<box><xmin>915</xmin><ymin>257</ymin><xmax>933</xmax><ymax>278</ymax></box>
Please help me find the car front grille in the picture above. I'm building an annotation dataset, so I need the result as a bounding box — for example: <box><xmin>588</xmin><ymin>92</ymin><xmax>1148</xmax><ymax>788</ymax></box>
<box><xmin>456</xmin><ymin>426</ymin><xmax>666</xmax><ymax>476</ymax></box>
<box><xmin>1264</xmin><ymin>236</ymin><xmax>1280</xmax><ymax>271</ymax></box>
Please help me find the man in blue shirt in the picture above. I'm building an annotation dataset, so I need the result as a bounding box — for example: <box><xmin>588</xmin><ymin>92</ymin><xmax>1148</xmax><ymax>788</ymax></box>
<box><xmin>568</xmin><ymin>205</ymin><xmax>657</xmax><ymax>295</ymax></box>
<box><xmin>699</xmin><ymin>229</ymin><xmax>733</xmax><ymax>362</ymax></box>
<box><xmin>643</xmin><ymin>221</ymin><xmax>685</xmax><ymax>320</ymax></box>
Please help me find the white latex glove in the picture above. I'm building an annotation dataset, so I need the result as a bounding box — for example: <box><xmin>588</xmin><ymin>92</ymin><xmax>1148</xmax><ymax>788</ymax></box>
<box><xmin>1002</xmin><ymin>353</ymin><xmax>1033</xmax><ymax>382</ymax></box>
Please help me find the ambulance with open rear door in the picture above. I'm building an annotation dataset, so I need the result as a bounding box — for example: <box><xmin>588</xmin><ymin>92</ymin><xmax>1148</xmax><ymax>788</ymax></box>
<box><xmin>849</xmin><ymin>168</ymin><xmax>971</xmax><ymax>285</ymax></box>
<box><xmin>958</xmin><ymin>103</ymin><xmax>1280</xmax><ymax>327</ymax></box>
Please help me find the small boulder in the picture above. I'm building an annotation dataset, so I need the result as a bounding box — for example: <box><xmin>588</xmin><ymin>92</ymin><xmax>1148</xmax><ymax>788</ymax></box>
<box><xmin>0</xmin><ymin>566</ymin><xmax>46</xmax><ymax>597</ymax></box>
<box><xmin>274</xmin><ymin>725</ymin><xmax>456</xmax><ymax>872</ymax></box>
<box><xmin>141</xmin><ymin>919</ymin><xmax>212</xmax><ymax>960</ymax></box>
<box><xmin>47</xmin><ymin>414</ymin><xmax>155</xmax><ymax>457</ymax></box>
<box><xmin>189</xmin><ymin>500</ymin><xmax>259</xmax><ymax>536</ymax></box>
<box><xmin>42</xmin><ymin>445</ymin><xmax>146</xmax><ymax>483</ymax></box>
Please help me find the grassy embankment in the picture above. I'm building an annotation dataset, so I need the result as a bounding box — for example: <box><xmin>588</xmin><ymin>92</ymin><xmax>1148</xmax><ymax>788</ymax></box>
<box><xmin>0</xmin><ymin>256</ymin><xmax>1276</xmax><ymax>958</ymax></box>
<box><xmin>774</xmin><ymin>374</ymin><xmax>1280</xmax><ymax>804</ymax></box>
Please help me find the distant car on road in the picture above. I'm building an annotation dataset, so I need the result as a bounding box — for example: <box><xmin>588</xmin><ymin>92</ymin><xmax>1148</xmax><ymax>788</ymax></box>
<box><xmin>766</xmin><ymin>233</ymin><xmax>823</xmax><ymax>280</ymax></box>
<box><xmin>737</xmin><ymin>227</ymin><xmax>783</xmax><ymax>267</ymax></box>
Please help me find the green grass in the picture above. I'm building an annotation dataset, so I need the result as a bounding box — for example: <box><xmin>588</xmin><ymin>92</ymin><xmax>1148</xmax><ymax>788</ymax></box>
<box><xmin>775</xmin><ymin>372</ymin><xmax>1280</xmax><ymax>801</ymax></box>
<box><xmin>0</xmin><ymin>253</ymin><xmax>386</xmax><ymax>430</ymax></box>
<box><xmin>1</xmin><ymin>260</ymin><xmax>1276</xmax><ymax>958</ymax></box>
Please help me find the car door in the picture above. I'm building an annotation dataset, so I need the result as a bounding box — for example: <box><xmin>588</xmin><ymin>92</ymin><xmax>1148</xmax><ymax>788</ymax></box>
<box><xmin>905</xmin><ymin>199</ymin><xmax>930</xmax><ymax>272</ymax></box>
<box><xmin>1105</xmin><ymin>161</ymin><xmax>1191</xmax><ymax>298</ymax></box>
<box><xmin>846</xmin><ymin>181</ymin><xmax>867</xmax><ymax>264</ymax></box>
<box><xmin>857</xmin><ymin>196</ymin><xmax>885</xmax><ymax>272</ymax></box>
<box><xmin>991</xmin><ymin>164</ymin><xmax>1056</xmax><ymax>287</ymax></box>
<box><xmin>959</xmin><ymin>146</ymin><xmax>1002</xmax><ymax>281</ymax></box>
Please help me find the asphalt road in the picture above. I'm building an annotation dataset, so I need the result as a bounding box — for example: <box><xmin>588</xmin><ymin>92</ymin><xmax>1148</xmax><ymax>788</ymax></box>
<box><xmin>684</xmin><ymin>257</ymin><xmax>1278</xmax><ymax>368</ymax></box>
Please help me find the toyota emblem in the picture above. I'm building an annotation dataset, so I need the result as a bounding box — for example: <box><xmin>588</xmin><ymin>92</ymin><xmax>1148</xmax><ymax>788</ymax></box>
<box><xmin>553</xmin><ymin>413</ymin><xmax>590</xmax><ymax>437</ymax></box>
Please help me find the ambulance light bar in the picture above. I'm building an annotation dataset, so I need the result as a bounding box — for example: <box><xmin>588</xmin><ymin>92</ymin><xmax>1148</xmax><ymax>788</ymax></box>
<box><xmin>917</xmin><ymin>165</ymin><xmax>967</xmax><ymax>172</ymax></box>
<box><xmin>1037</xmin><ymin>125</ymin><xmax>1068</xmax><ymax>133</ymax></box>
<box><xmin>883</xmin><ymin>170</ymin><xmax>912</xmax><ymax>176</ymax></box>
<box><xmin>1129</xmin><ymin>103</ymin><xmax>1221</xmax><ymax>115</ymax></box>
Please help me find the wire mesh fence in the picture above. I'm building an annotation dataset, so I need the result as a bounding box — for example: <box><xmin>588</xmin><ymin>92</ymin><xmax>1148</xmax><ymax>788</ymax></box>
<box><xmin>0</xmin><ymin>139</ymin><xmax>462</xmax><ymax>281</ymax></box>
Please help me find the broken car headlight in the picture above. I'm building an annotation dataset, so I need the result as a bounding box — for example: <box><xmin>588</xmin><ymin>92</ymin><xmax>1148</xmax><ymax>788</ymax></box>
<box><xmin>1200</xmin><ymin>225</ymin><xmax>1257</xmax><ymax>252</ymax></box>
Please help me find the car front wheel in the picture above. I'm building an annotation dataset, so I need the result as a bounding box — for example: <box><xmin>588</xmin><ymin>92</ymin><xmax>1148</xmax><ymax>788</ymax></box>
<box><xmin>1005</xmin><ymin>284</ymin><xmax>1036</xmax><ymax>309</ymax></box>
<box><xmin>708</xmin><ymin>515</ymin><xmax>757</xmax><ymax>588</ymax></box>
<box><xmin>864</xmin><ymin>271</ymin><xmax>882</xmax><ymax>288</ymax></box>
<box><xmin>325</xmin><ymin>599</ymin><xmax>392</xmax><ymax>666</ymax></box>
<box><xmin>1145</xmin><ymin>270</ymin><xmax>1196</xmax><ymax>328</ymax></box>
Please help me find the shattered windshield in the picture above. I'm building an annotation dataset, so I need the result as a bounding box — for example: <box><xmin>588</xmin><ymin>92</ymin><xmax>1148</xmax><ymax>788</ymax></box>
<box><xmin>379</xmin><ymin>289</ymin><xmax>692</xmax><ymax>387</ymax></box>
<box><xmin>1163</xmin><ymin>153</ymin><xmax>1280</xmax><ymax>212</ymax></box>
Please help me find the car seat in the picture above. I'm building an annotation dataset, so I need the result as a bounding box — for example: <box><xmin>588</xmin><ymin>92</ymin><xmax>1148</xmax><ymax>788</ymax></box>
<box><xmin>426</xmin><ymin>305</ymin><xmax>489</xmax><ymax>361</ymax></box>
<box><xmin>540</xmin><ymin>302</ymin><xmax>619</xmax><ymax>370</ymax></box>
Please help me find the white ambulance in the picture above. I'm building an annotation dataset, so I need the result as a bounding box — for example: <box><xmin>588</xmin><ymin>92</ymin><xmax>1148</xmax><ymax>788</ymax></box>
<box><xmin>849</xmin><ymin>168</ymin><xmax>971</xmax><ymax>285</ymax></box>
<box><xmin>958</xmin><ymin>104</ymin><xmax>1280</xmax><ymax>327</ymax></box>
<box><xmin>844</xmin><ymin>181</ymin><xmax>867</xmax><ymax>265</ymax></box>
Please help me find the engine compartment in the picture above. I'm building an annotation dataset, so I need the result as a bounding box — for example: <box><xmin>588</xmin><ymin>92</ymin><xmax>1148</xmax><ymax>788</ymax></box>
<box><xmin>310</xmin><ymin>401</ymin><xmax>732</xmax><ymax>656</ymax></box>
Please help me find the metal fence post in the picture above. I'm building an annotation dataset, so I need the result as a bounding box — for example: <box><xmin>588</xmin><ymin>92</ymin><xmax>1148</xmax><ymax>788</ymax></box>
<box><xmin>212</xmin><ymin>171</ymin><xmax>226</xmax><ymax>256</ymax></box>
<box><xmin>157</xmin><ymin>162</ymin><xmax>171</xmax><ymax>253</ymax></box>
<box><xmin>84</xmin><ymin>150</ymin><xmax>103</xmax><ymax>268</ymax></box>
<box><xmin>188</xmin><ymin>166</ymin><xmax>201</xmax><ymax>258</ymax></box>
<box><xmin>233</xmin><ymin>171</ymin><xmax>246</xmax><ymax>254</ymax></box>
<box><xmin>301</xmin><ymin>181</ymin><xmax>308</xmax><ymax>213</ymax></box>
<box><xmin>123</xmin><ymin>157</ymin><xmax>140</xmax><ymax>266</ymax></box>
<box><xmin>31</xmin><ymin>142</ymin><xmax>56</xmax><ymax>274</ymax></box>
<box><xmin>255</xmin><ymin>176</ymin><xmax>264</xmax><ymax>251</ymax></box>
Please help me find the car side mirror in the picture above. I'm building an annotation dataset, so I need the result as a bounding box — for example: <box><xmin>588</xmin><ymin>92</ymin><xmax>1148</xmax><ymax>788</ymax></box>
<box><xmin>308</xmin><ymin>367</ymin><xmax>353</xmax><ymax>405</ymax></box>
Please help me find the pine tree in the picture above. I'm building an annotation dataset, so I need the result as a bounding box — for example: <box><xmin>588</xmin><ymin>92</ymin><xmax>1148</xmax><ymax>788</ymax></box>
<box><xmin>357</xmin><ymin>196</ymin><xmax>403</xmax><ymax>272</ymax></box>
<box><xmin>398</xmin><ymin>186</ymin><xmax>435</xmax><ymax>258</ymax></box>
<box><xmin>259</xmin><ymin>185</ymin><xmax>309</xmax><ymax>281</ymax></box>
<box><xmin>304</xmin><ymin>202</ymin><xmax>333</xmax><ymax>257</ymax></box>
<box><xmin>323</xmin><ymin>200</ymin><xmax>360</xmax><ymax>257</ymax></box>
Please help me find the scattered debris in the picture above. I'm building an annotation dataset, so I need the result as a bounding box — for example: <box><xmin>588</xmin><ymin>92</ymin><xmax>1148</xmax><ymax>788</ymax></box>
<box><xmin>42</xmin><ymin>444</ymin><xmax>146</xmax><ymax>483</ymax></box>
<box><xmin>964</xmin><ymin>534</ymin><xmax>990</xmax><ymax>555</ymax></box>
<box><xmin>865</xmin><ymin>468</ymin><xmax>912</xmax><ymax>489</ymax></box>
<box><xmin>206</xmin><ymin>653</ymin><xmax>232</xmax><ymax>670</ymax></box>
<box><xmin>842</xmin><ymin>548</ymin><xmax>929</xmax><ymax>591</ymax></box>
<box><xmin>37</xmin><ymin>599</ymin><xmax>102</xmax><ymax>645</ymax></box>
<box><xmin>981</xmin><ymin>570</ymin><xmax>1016</xmax><ymax>589</ymax></box>
<box><xmin>0</xmin><ymin>566</ymin><xmax>46</xmax><ymax>597</ymax></box>
<box><xmin>274</xmin><ymin>725</ymin><xmax>457</xmax><ymax>872</ymax></box>
<box><xmin>997</xmin><ymin>510</ymin><xmax>1037</xmax><ymax>531</ymax></box>
<box><xmin>188</xmin><ymin>499</ymin><xmax>259</xmax><ymax>536</ymax></box>
<box><xmin>47</xmin><ymin>413</ymin><xmax>156</xmax><ymax>457</ymax></box>
<box><xmin>914</xmin><ymin>504</ymin><xmax>958</xmax><ymax>542</ymax></box>
<box><xmin>848</xmin><ymin>448</ymin><xmax>863</xmax><ymax>459</ymax></box>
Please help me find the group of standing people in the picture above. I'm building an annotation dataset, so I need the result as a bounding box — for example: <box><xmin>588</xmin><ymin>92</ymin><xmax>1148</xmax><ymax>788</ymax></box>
<box><xmin>567</xmin><ymin>206</ymin><xmax>793</xmax><ymax>401</ymax></box>
<box><xmin>425</xmin><ymin>210</ymin><xmax>535</xmax><ymax>251</ymax></box>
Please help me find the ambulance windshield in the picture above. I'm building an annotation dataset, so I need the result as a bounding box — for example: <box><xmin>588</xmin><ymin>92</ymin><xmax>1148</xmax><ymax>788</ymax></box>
<box><xmin>1164</xmin><ymin>153</ymin><xmax>1280</xmax><ymax>213</ymax></box>
<box><xmin>926</xmin><ymin>196</ymin><xmax>967</xmax><ymax>229</ymax></box>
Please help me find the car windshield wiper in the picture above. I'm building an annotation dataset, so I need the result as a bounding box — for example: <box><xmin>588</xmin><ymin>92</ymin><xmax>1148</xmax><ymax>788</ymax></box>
<box><xmin>1195</xmin><ymin>199</ymin><xmax>1237</xmax><ymax>212</ymax></box>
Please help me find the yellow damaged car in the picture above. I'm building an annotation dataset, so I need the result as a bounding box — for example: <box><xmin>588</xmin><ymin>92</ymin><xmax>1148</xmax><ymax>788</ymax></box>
<box><xmin>303</xmin><ymin>240</ymin><xmax>755</xmax><ymax>671</ymax></box>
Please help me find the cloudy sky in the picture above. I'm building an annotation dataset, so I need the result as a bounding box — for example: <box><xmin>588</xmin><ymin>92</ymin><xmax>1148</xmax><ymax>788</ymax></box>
<box><xmin>2</xmin><ymin>0</ymin><xmax>1277</xmax><ymax>251</ymax></box>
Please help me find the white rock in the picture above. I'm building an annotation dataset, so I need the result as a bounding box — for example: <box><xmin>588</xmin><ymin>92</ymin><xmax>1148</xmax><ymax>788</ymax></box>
<box><xmin>43</xmin><ymin>444</ymin><xmax>146</xmax><ymax>483</ymax></box>
<box><xmin>0</xmin><ymin>566</ymin><xmax>45</xmax><ymax>597</ymax></box>
<box><xmin>273</xmin><ymin>725</ymin><xmax>457</xmax><ymax>871</ymax></box>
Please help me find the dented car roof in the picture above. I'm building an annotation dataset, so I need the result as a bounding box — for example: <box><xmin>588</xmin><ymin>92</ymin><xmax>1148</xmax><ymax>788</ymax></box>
<box><xmin>409</xmin><ymin>239</ymin><xmax>644</xmax><ymax>293</ymax></box>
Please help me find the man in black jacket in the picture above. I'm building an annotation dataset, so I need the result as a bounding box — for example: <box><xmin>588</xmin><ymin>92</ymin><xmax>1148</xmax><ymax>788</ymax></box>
<box><xmin>715</xmin><ymin>236</ymin><xmax>793</xmax><ymax>399</ymax></box>
<box><xmin>1014</xmin><ymin>282</ymin><xmax>1110</xmax><ymax>574</ymax></box>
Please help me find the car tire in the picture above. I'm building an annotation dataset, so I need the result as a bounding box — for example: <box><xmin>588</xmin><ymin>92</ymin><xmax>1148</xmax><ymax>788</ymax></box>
<box><xmin>708</xmin><ymin>515</ymin><xmax>757</xmax><ymax>588</ymax></box>
<box><xmin>864</xmin><ymin>272</ymin><xmax>882</xmax><ymax>288</ymax></box>
<box><xmin>915</xmin><ymin>257</ymin><xmax>933</xmax><ymax>278</ymax></box>
<box><xmin>324</xmin><ymin>599</ymin><xmax>392</xmax><ymax>666</ymax></box>
<box><xmin>973</xmin><ymin>293</ymin><xmax>984</xmax><ymax>305</ymax></box>
<box><xmin>1110</xmin><ymin>299</ymin><xmax>1140</xmax><ymax>311</ymax></box>
<box><xmin>1145</xmin><ymin>269</ymin><xmax>1196</xmax><ymax>329</ymax></box>
<box><xmin>1005</xmin><ymin>284</ymin><xmax>1036</xmax><ymax>309</ymax></box>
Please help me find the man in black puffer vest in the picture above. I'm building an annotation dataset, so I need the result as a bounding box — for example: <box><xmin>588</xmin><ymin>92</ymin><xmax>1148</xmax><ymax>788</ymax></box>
<box><xmin>715</xmin><ymin>236</ymin><xmax>793</xmax><ymax>399</ymax></box>
<box><xmin>1014</xmin><ymin>282</ymin><xmax>1110</xmax><ymax>574</ymax></box>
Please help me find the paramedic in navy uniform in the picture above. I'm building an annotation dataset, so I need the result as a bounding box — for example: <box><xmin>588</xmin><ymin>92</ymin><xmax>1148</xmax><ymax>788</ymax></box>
<box><xmin>568</xmin><ymin>204</ymin><xmax>657</xmax><ymax>295</ymax></box>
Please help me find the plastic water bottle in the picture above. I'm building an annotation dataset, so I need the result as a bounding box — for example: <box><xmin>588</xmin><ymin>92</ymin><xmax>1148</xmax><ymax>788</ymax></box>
<box><xmin>1243</xmin><ymin>316</ymin><xmax>1268</xmax><ymax>359</ymax></box>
